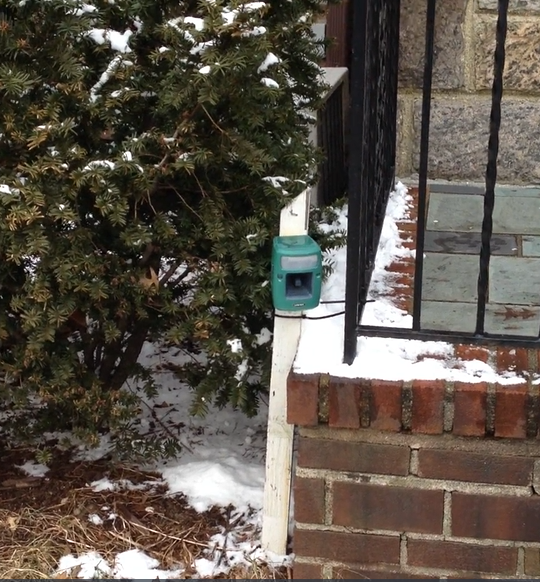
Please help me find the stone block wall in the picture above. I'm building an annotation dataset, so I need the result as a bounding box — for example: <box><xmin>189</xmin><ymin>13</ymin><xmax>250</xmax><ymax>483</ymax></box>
<box><xmin>288</xmin><ymin>367</ymin><xmax>540</xmax><ymax>579</ymax></box>
<box><xmin>397</xmin><ymin>0</ymin><xmax>540</xmax><ymax>183</ymax></box>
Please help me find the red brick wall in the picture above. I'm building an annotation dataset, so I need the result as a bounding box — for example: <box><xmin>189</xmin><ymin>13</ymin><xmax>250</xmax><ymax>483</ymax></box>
<box><xmin>289</xmin><ymin>373</ymin><xmax>540</xmax><ymax>579</ymax></box>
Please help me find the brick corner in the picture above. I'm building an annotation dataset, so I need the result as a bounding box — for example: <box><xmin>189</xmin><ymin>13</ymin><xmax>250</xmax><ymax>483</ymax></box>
<box><xmin>287</xmin><ymin>371</ymin><xmax>320</xmax><ymax>427</ymax></box>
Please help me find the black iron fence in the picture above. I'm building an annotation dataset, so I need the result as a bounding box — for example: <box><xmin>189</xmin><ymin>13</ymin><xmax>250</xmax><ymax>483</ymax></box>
<box><xmin>343</xmin><ymin>0</ymin><xmax>523</xmax><ymax>364</ymax></box>
<box><xmin>317</xmin><ymin>80</ymin><xmax>347</xmax><ymax>206</ymax></box>
<box><xmin>343</xmin><ymin>0</ymin><xmax>401</xmax><ymax>363</ymax></box>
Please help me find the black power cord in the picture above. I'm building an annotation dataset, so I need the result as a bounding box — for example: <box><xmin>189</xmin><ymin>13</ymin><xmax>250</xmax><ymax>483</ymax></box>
<box><xmin>275</xmin><ymin>311</ymin><xmax>345</xmax><ymax>320</ymax></box>
<box><xmin>274</xmin><ymin>299</ymin><xmax>375</xmax><ymax>320</ymax></box>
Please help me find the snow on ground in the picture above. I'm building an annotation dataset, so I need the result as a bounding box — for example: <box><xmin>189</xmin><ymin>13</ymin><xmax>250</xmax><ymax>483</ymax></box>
<box><xmin>17</xmin><ymin>460</ymin><xmax>50</xmax><ymax>477</ymax></box>
<box><xmin>138</xmin><ymin>344</ymin><xmax>268</xmax><ymax>516</ymax></box>
<box><xmin>294</xmin><ymin>182</ymin><xmax>526</xmax><ymax>385</ymax></box>
<box><xmin>58</xmin><ymin>549</ymin><xmax>185</xmax><ymax>579</ymax></box>
<box><xmin>50</xmin><ymin>342</ymin><xmax>285</xmax><ymax>579</ymax></box>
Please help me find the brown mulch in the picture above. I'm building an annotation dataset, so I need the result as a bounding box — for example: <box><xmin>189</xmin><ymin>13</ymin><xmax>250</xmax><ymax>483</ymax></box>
<box><xmin>0</xmin><ymin>447</ymin><xmax>289</xmax><ymax>579</ymax></box>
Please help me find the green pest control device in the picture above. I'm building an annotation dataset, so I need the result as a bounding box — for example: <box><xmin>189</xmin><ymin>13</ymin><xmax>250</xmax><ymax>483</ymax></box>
<box><xmin>272</xmin><ymin>235</ymin><xmax>322</xmax><ymax>311</ymax></box>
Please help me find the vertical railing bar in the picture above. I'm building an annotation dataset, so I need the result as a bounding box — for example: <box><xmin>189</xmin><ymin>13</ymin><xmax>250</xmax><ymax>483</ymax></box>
<box><xmin>343</xmin><ymin>0</ymin><xmax>369</xmax><ymax>364</ymax></box>
<box><xmin>330</xmin><ymin>90</ymin><xmax>339</xmax><ymax>200</ymax></box>
<box><xmin>364</xmin><ymin>2</ymin><xmax>377</xmax><ymax>283</ymax></box>
<box><xmin>412</xmin><ymin>0</ymin><xmax>436</xmax><ymax>331</ymax></box>
<box><xmin>323</xmin><ymin>99</ymin><xmax>331</xmax><ymax>204</ymax></box>
<box><xmin>325</xmin><ymin>102</ymin><xmax>332</xmax><ymax>204</ymax></box>
<box><xmin>324</xmin><ymin>101</ymin><xmax>331</xmax><ymax>205</ymax></box>
<box><xmin>475</xmin><ymin>0</ymin><xmax>509</xmax><ymax>336</ymax></box>
<box><xmin>338</xmin><ymin>88</ymin><xmax>345</xmax><ymax>195</ymax></box>
<box><xmin>316</xmin><ymin>109</ymin><xmax>325</xmax><ymax>204</ymax></box>
<box><xmin>389</xmin><ymin>1</ymin><xmax>401</xmax><ymax>190</ymax></box>
<box><xmin>326</xmin><ymin>92</ymin><xmax>333</xmax><ymax>204</ymax></box>
<box><xmin>336</xmin><ymin>84</ymin><xmax>346</xmax><ymax>196</ymax></box>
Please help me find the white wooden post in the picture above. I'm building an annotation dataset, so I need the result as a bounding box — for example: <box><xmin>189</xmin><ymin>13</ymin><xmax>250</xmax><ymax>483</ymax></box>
<box><xmin>261</xmin><ymin>189</ymin><xmax>310</xmax><ymax>554</ymax></box>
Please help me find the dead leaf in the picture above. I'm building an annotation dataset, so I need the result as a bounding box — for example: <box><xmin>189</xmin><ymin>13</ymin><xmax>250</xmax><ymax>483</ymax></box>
<box><xmin>55</xmin><ymin>565</ymin><xmax>81</xmax><ymax>579</ymax></box>
<box><xmin>6</xmin><ymin>515</ymin><xmax>19</xmax><ymax>530</ymax></box>
<box><xmin>139</xmin><ymin>267</ymin><xmax>159</xmax><ymax>290</ymax></box>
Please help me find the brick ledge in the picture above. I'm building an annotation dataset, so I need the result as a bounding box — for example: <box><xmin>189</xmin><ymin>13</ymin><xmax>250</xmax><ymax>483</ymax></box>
<box><xmin>287</xmin><ymin>371</ymin><xmax>539</xmax><ymax>439</ymax></box>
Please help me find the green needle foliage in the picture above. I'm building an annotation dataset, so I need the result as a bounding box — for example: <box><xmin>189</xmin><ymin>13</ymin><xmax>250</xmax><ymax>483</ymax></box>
<box><xmin>0</xmin><ymin>0</ymin><xmax>339</xmax><ymax>456</ymax></box>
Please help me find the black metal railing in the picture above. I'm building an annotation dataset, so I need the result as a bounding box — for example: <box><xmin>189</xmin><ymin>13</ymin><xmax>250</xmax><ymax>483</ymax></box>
<box><xmin>317</xmin><ymin>80</ymin><xmax>347</xmax><ymax>206</ymax></box>
<box><xmin>343</xmin><ymin>0</ymin><xmax>401</xmax><ymax>363</ymax></box>
<box><xmin>343</xmin><ymin>0</ymin><xmax>527</xmax><ymax>364</ymax></box>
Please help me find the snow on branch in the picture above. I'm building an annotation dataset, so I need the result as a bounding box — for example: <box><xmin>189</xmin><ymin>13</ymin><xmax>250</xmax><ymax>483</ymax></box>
<box><xmin>86</xmin><ymin>28</ymin><xmax>133</xmax><ymax>53</ymax></box>
<box><xmin>89</xmin><ymin>55</ymin><xmax>132</xmax><ymax>102</ymax></box>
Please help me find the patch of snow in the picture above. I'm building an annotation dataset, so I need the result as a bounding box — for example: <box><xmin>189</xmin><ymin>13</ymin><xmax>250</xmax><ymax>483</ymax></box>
<box><xmin>199</xmin><ymin>65</ymin><xmax>211</xmax><ymax>75</ymax></box>
<box><xmin>162</xmin><ymin>458</ymin><xmax>264</xmax><ymax>513</ymax></box>
<box><xmin>190</xmin><ymin>39</ymin><xmax>215</xmax><ymax>55</ymax></box>
<box><xmin>184</xmin><ymin>16</ymin><xmax>205</xmax><ymax>31</ymax></box>
<box><xmin>83</xmin><ymin>160</ymin><xmax>116</xmax><ymax>171</ymax></box>
<box><xmin>70</xmin><ymin>3</ymin><xmax>97</xmax><ymax>16</ymax></box>
<box><xmin>256</xmin><ymin>327</ymin><xmax>272</xmax><ymax>345</ymax></box>
<box><xmin>89</xmin><ymin>55</ymin><xmax>128</xmax><ymax>102</ymax></box>
<box><xmin>243</xmin><ymin>26</ymin><xmax>267</xmax><ymax>37</ymax></box>
<box><xmin>261</xmin><ymin>78</ymin><xmax>279</xmax><ymax>89</ymax></box>
<box><xmin>195</xmin><ymin>532</ymin><xmax>291</xmax><ymax>578</ymax></box>
<box><xmin>17</xmin><ymin>460</ymin><xmax>49</xmax><ymax>477</ymax></box>
<box><xmin>0</xmin><ymin>184</ymin><xmax>13</xmax><ymax>194</ymax></box>
<box><xmin>88</xmin><ymin>513</ymin><xmax>103</xmax><ymax>525</ymax></box>
<box><xmin>294</xmin><ymin>182</ymin><xmax>526</xmax><ymax>385</ymax></box>
<box><xmin>258</xmin><ymin>52</ymin><xmax>280</xmax><ymax>73</ymax></box>
<box><xmin>87</xmin><ymin>29</ymin><xmax>133</xmax><ymax>53</ymax></box>
<box><xmin>57</xmin><ymin>549</ymin><xmax>183</xmax><ymax>579</ymax></box>
<box><xmin>220</xmin><ymin>8</ymin><xmax>236</xmax><ymax>26</ymax></box>
<box><xmin>194</xmin><ymin>557</ymin><xmax>217</xmax><ymax>577</ymax></box>
<box><xmin>227</xmin><ymin>339</ymin><xmax>243</xmax><ymax>353</ymax></box>
<box><xmin>241</xmin><ymin>1</ymin><xmax>267</xmax><ymax>11</ymax></box>
<box><xmin>57</xmin><ymin>552</ymin><xmax>111</xmax><ymax>578</ymax></box>
<box><xmin>113</xmin><ymin>549</ymin><xmax>183</xmax><ymax>579</ymax></box>
<box><xmin>90</xmin><ymin>477</ymin><xmax>157</xmax><ymax>492</ymax></box>
<box><xmin>262</xmin><ymin>175</ymin><xmax>288</xmax><ymax>188</ymax></box>
<box><xmin>90</xmin><ymin>477</ymin><xmax>116</xmax><ymax>492</ymax></box>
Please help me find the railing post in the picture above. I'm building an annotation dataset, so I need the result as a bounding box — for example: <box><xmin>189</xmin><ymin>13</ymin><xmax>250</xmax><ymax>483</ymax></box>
<box><xmin>343</xmin><ymin>0</ymin><xmax>369</xmax><ymax>364</ymax></box>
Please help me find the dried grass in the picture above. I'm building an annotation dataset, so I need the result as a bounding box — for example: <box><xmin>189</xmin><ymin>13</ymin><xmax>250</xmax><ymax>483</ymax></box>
<box><xmin>0</xmin><ymin>453</ymin><xmax>288</xmax><ymax>579</ymax></box>
<box><xmin>0</xmin><ymin>484</ymin><xmax>216</xmax><ymax>578</ymax></box>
